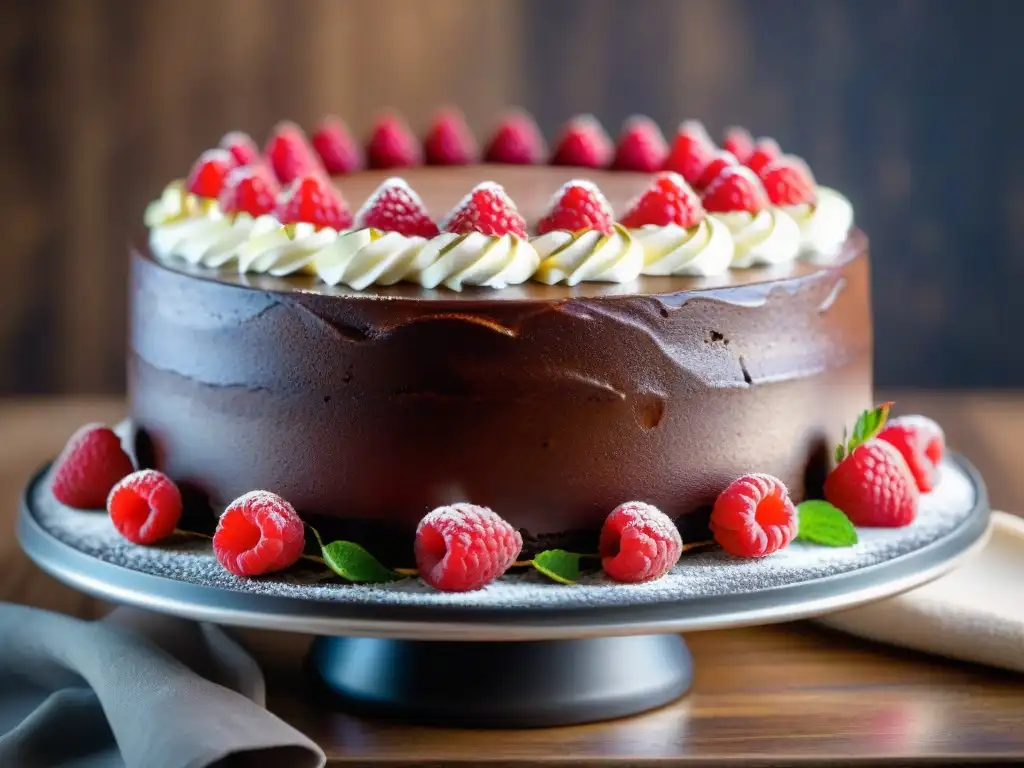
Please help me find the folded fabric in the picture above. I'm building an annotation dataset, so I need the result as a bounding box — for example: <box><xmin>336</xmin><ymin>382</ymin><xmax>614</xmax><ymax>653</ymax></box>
<box><xmin>0</xmin><ymin>604</ymin><xmax>325</xmax><ymax>768</ymax></box>
<box><xmin>818</xmin><ymin>511</ymin><xmax>1024</xmax><ymax>673</ymax></box>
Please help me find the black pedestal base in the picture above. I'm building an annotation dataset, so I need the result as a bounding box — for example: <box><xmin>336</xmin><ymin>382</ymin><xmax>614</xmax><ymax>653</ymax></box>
<box><xmin>308</xmin><ymin>634</ymin><xmax>692</xmax><ymax>727</ymax></box>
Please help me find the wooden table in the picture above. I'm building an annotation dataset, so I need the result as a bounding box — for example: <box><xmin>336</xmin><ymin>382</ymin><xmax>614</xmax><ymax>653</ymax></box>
<box><xmin>3</xmin><ymin>394</ymin><xmax>1023</xmax><ymax>766</ymax></box>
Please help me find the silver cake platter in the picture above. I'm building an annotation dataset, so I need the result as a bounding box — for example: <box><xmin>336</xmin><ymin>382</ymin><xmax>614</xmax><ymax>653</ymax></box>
<box><xmin>17</xmin><ymin>454</ymin><xmax>992</xmax><ymax>727</ymax></box>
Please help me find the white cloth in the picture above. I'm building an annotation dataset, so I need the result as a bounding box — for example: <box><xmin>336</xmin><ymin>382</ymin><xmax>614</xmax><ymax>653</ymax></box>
<box><xmin>818</xmin><ymin>511</ymin><xmax>1024</xmax><ymax>672</ymax></box>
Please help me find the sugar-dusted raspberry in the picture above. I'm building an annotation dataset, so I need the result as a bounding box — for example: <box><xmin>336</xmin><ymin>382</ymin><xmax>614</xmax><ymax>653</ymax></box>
<box><xmin>441</xmin><ymin>181</ymin><xmax>528</xmax><ymax>237</ymax></box>
<box><xmin>107</xmin><ymin>469</ymin><xmax>182</xmax><ymax>545</ymax></box>
<box><xmin>185</xmin><ymin>149</ymin><xmax>234</xmax><ymax>199</ymax></box>
<box><xmin>620</xmin><ymin>171</ymin><xmax>704</xmax><ymax>229</ymax></box>
<box><xmin>878</xmin><ymin>415</ymin><xmax>946</xmax><ymax>493</ymax></box>
<box><xmin>701</xmin><ymin>165</ymin><xmax>768</xmax><ymax>215</ymax></box>
<box><xmin>415</xmin><ymin>503</ymin><xmax>522</xmax><ymax>591</ymax></box>
<box><xmin>354</xmin><ymin>177</ymin><xmax>439</xmax><ymax>237</ymax></box>
<box><xmin>423</xmin><ymin>107</ymin><xmax>478</xmax><ymax>165</ymax></box>
<box><xmin>275</xmin><ymin>174</ymin><xmax>353</xmax><ymax>230</ymax></box>
<box><xmin>711</xmin><ymin>474</ymin><xmax>798</xmax><ymax>558</ymax></box>
<box><xmin>366</xmin><ymin>113</ymin><xmax>421</xmax><ymax>170</ymax></box>
<box><xmin>50</xmin><ymin>424</ymin><xmax>135</xmax><ymax>509</ymax></box>
<box><xmin>484</xmin><ymin>110</ymin><xmax>546</xmax><ymax>165</ymax></box>
<box><xmin>219</xmin><ymin>131</ymin><xmax>261</xmax><ymax>167</ymax></box>
<box><xmin>219</xmin><ymin>164</ymin><xmax>279</xmax><ymax>217</ymax></box>
<box><xmin>744</xmin><ymin>137</ymin><xmax>782</xmax><ymax>175</ymax></box>
<box><xmin>694</xmin><ymin>149</ymin><xmax>739</xmax><ymax>191</ymax></box>
<box><xmin>825</xmin><ymin>439</ymin><xmax>919</xmax><ymax>526</ymax></box>
<box><xmin>213</xmin><ymin>490</ymin><xmax>306</xmax><ymax>577</ymax></box>
<box><xmin>759</xmin><ymin>155</ymin><xmax>817</xmax><ymax>206</ymax></box>
<box><xmin>612</xmin><ymin>115</ymin><xmax>668</xmax><ymax>172</ymax></box>
<box><xmin>264</xmin><ymin>121</ymin><xmax>324</xmax><ymax>184</ymax></box>
<box><xmin>663</xmin><ymin>120</ymin><xmax>716</xmax><ymax>186</ymax></box>
<box><xmin>536</xmin><ymin>179</ymin><xmax>615</xmax><ymax>235</ymax></box>
<box><xmin>722</xmin><ymin>126</ymin><xmax>754</xmax><ymax>164</ymax></box>
<box><xmin>550</xmin><ymin>114</ymin><xmax>613</xmax><ymax>168</ymax></box>
<box><xmin>311</xmin><ymin>116</ymin><xmax>363</xmax><ymax>175</ymax></box>
<box><xmin>599</xmin><ymin>501</ymin><xmax>682</xmax><ymax>583</ymax></box>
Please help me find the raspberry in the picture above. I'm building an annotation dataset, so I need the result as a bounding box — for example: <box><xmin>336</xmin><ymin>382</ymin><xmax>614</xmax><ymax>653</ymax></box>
<box><xmin>694</xmin><ymin>149</ymin><xmax>739</xmax><ymax>191</ymax></box>
<box><xmin>550</xmin><ymin>114</ymin><xmax>613</xmax><ymax>168</ymax></box>
<box><xmin>311</xmin><ymin>116</ymin><xmax>363</xmax><ymax>175</ymax></box>
<box><xmin>878</xmin><ymin>415</ymin><xmax>946</xmax><ymax>493</ymax></box>
<box><xmin>722</xmin><ymin>126</ymin><xmax>754</xmax><ymax>163</ymax></box>
<box><xmin>612</xmin><ymin>115</ymin><xmax>668</xmax><ymax>172</ymax></box>
<box><xmin>213</xmin><ymin>490</ymin><xmax>306</xmax><ymax>577</ymax></box>
<box><xmin>415</xmin><ymin>503</ymin><xmax>522</xmax><ymax>591</ymax></box>
<box><xmin>711</xmin><ymin>474</ymin><xmax>798</xmax><ymax>558</ymax></box>
<box><xmin>759</xmin><ymin>155</ymin><xmax>817</xmax><ymax>206</ymax></box>
<box><xmin>423</xmin><ymin>107</ymin><xmax>478</xmax><ymax>165</ymax></box>
<box><xmin>483</xmin><ymin>110</ymin><xmax>546</xmax><ymax>164</ymax></box>
<box><xmin>354</xmin><ymin>177</ymin><xmax>439</xmax><ymax>237</ymax></box>
<box><xmin>825</xmin><ymin>439</ymin><xmax>919</xmax><ymax>527</ymax></box>
<box><xmin>275</xmin><ymin>174</ymin><xmax>353</xmax><ymax>230</ymax></box>
<box><xmin>599</xmin><ymin>501</ymin><xmax>682</xmax><ymax>583</ymax></box>
<box><xmin>219</xmin><ymin>131</ymin><xmax>261</xmax><ymax>167</ymax></box>
<box><xmin>745</xmin><ymin>138</ymin><xmax>782</xmax><ymax>175</ymax></box>
<box><xmin>185</xmin><ymin>149</ymin><xmax>234</xmax><ymax>199</ymax></box>
<box><xmin>218</xmin><ymin>165</ymin><xmax>279</xmax><ymax>217</ymax></box>
<box><xmin>107</xmin><ymin>470</ymin><xmax>182</xmax><ymax>545</ymax></box>
<box><xmin>536</xmin><ymin>179</ymin><xmax>614</xmax><ymax>235</ymax></box>
<box><xmin>620</xmin><ymin>171</ymin><xmax>705</xmax><ymax>229</ymax></box>
<box><xmin>663</xmin><ymin>120</ymin><xmax>716</xmax><ymax>185</ymax></box>
<box><xmin>50</xmin><ymin>424</ymin><xmax>135</xmax><ymax>509</ymax></box>
<box><xmin>441</xmin><ymin>182</ymin><xmax>528</xmax><ymax>237</ymax></box>
<box><xmin>366</xmin><ymin>113</ymin><xmax>421</xmax><ymax>170</ymax></box>
<box><xmin>701</xmin><ymin>165</ymin><xmax>768</xmax><ymax>214</ymax></box>
<box><xmin>264</xmin><ymin>121</ymin><xmax>324</xmax><ymax>184</ymax></box>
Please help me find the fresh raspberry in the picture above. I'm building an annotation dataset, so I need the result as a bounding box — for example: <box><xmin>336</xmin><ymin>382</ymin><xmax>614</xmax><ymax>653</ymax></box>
<box><xmin>620</xmin><ymin>171</ymin><xmax>704</xmax><ymax>229</ymax></box>
<box><xmin>612</xmin><ymin>115</ymin><xmax>668</xmax><ymax>172</ymax></box>
<box><xmin>722</xmin><ymin>126</ymin><xmax>754</xmax><ymax>163</ymax></box>
<box><xmin>878</xmin><ymin>415</ymin><xmax>946</xmax><ymax>493</ymax></box>
<box><xmin>710</xmin><ymin>474</ymin><xmax>798</xmax><ymax>558</ymax></box>
<box><xmin>219</xmin><ymin>131</ymin><xmax>261</xmax><ymax>167</ymax></box>
<box><xmin>759</xmin><ymin>155</ymin><xmax>817</xmax><ymax>206</ymax></box>
<box><xmin>264</xmin><ymin>122</ymin><xmax>324</xmax><ymax>185</ymax></box>
<box><xmin>599</xmin><ymin>501</ymin><xmax>682</xmax><ymax>583</ymax></box>
<box><xmin>415</xmin><ymin>503</ymin><xmax>522</xmax><ymax>591</ymax></box>
<box><xmin>536</xmin><ymin>180</ymin><xmax>615</xmax><ymax>234</ymax></box>
<box><xmin>366</xmin><ymin>113</ymin><xmax>421</xmax><ymax>170</ymax></box>
<box><xmin>701</xmin><ymin>165</ymin><xmax>768</xmax><ymax>214</ymax></box>
<box><xmin>550</xmin><ymin>115</ymin><xmax>613</xmax><ymax>168</ymax></box>
<box><xmin>50</xmin><ymin>424</ymin><xmax>133</xmax><ymax>509</ymax></box>
<box><xmin>483</xmin><ymin>110</ymin><xmax>546</xmax><ymax>164</ymax></box>
<box><xmin>825</xmin><ymin>439</ymin><xmax>919</xmax><ymax>527</ymax></box>
<box><xmin>423</xmin><ymin>107</ymin><xmax>478</xmax><ymax>165</ymax></box>
<box><xmin>275</xmin><ymin>174</ymin><xmax>353</xmax><ymax>230</ymax></box>
<box><xmin>107</xmin><ymin>470</ymin><xmax>182</xmax><ymax>545</ymax></box>
<box><xmin>185</xmin><ymin>149</ymin><xmax>234</xmax><ymax>199</ymax></box>
<box><xmin>694</xmin><ymin>150</ymin><xmax>739</xmax><ymax>191</ymax></box>
<box><xmin>213</xmin><ymin>490</ymin><xmax>306</xmax><ymax>577</ymax></box>
<box><xmin>218</xmin><ymin>165</ymin><xmax>279</xmax><ymax>217</ymax></box>
<box><xmin>745</xmin><ymin>138</ymin><xmax>782</xmax><ymax>175</ymax></box>
<box><xmin>355</xmin><ymin>177</ymin><xmax>439</xmax><ymax>237</ymax></box>
<box><xmin>441</xmin><ymin>182</ymin><xmax>528</xmax><ymax>237</ymax></box>
<box><xmin>311</xmin><ymin>116</ymin><xmax>363</xmax><ymax>175</ymax></box>
<box><xmin>663</xmin><ymin>120</ymin><xmax>716</xmax><ymax>185</ymax></box>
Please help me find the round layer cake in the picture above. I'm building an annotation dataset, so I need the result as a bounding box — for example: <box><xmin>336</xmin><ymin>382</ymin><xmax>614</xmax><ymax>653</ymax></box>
<box><xmin>131</xmin><ymin>113</ymin><xmax>871</xmax><ymax>555</ymax></box>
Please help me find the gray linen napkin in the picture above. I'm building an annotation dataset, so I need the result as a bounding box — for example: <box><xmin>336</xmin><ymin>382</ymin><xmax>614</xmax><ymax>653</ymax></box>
<box><xmin>0</xmin><ymin>603</ymin><xmax>325</xmax><ymax>768</ymax></box>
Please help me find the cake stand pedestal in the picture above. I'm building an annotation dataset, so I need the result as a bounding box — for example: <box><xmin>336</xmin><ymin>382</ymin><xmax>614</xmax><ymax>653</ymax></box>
<box><xmin>17</xmin><ymin>456</ymin><xmax>991</xmax><ymax>727</ymax></box>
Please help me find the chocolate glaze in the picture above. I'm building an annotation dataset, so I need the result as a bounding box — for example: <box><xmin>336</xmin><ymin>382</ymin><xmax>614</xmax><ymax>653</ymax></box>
<box><xmin>129</xmin><ymin>232</ymin><xmax>872</xmax><ymax>558</ymax></box>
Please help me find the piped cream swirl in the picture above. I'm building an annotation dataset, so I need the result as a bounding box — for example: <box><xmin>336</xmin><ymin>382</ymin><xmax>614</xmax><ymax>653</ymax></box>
<box><xmin>635</xmin><ymin>216</ymin><xmax>734</xmax><ymax>276</ymax></box>
<box><xmin>713</xmin><ymin>209</ymin><xmax>801</xmax><ymax>267</ymax></box>
<box><xmin>532</xmin><ymin>224</ymin><xmax>644</xmax><ymax>285</ymax></box>
<box><xmin>782</xmin><ymin>187</ymin><xmax>854</xmax><ymax>261</ymax></box>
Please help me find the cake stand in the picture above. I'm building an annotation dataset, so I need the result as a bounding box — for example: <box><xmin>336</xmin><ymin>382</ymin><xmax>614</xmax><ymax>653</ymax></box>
<box><xmin>17</xmin><ymin>455</ymin><xmax>991</xmax><ymax>728</ymax></box>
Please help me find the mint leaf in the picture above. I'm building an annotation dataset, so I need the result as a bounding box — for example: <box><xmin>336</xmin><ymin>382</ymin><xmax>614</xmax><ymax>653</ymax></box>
<box><xmin>848</xmin><ymin>402</ymin><xmax>893</xmax><ymax>452</ymax></box>
<box><xmin>532</xmin><ymin>549</ymin><xmax>582</xmax><ymax>584</ymax></box>
<box><xmin>318</xmin><ymin>536</ymin><xmax>401</xmax><ymax>583</ymax></box>
<box><xmin>797</xmin><ymin>500</ymin><xmax>858</xmax><ymax>547</ymax></box>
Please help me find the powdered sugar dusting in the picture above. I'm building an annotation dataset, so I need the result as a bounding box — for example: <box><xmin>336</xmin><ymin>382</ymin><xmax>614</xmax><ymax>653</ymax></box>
<box><xmin>542</xmin><ymin>179</ymin><xmax>614</xmax><ymax>219</ymax></box>
<box><xmin>439</xmin><ymin>181</ymin><xmax>518</xmax><ymax>230</ymax></box>
<box><xmin>29</xmin><ymin>461</ymin><xmax>978</xmax><ymax>609</ymax></box>
<box><xmin>353</xmin><ymin>176</ymin><xmax>428</xmax><ymax>226</ymax></box>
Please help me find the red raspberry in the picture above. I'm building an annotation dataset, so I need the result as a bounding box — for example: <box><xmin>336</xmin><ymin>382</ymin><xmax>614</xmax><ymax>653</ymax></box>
<box><xmin>550</xmin><ymin>115</ymin><xmax>613</xmax><ymax>168</ymax></box>
<box><xmin>423</xmin><ymin>107</ymin><xmax>478</xmax><ymax>165</ymax></box>
<box><xmin>442</xmin><ymin>182</ymin><xmax>528</xmax><ymax>237</ymax></box>
<box><xmin>701</xmin><ymin>166</ymin><xmax>768</xmax><ymax>214</ymax></box>
<box><xmin>694</xmin><ymin>149</ymin><xmax>739</xmax><ymax>191</ymax></box>
<box><xmin>663</xmin><ymin>120</ymin><xmax>716</xmax><ymax>185</ymax></box>
<box><xmin>711</xmin><ymin>474</ymin><xmax>798</xmax><ymax>558</ymax></box>
<box><xmin>219</xmin><ymin>131</ymin><xmax>261</xmax><ymax>167</ymax></box>
<box><xmin>483</xmin><ymin>110</ymin><xmax>546</xmax><ymax>164</ymax></box>
<box><xmin>612</xmin><ymin>115</ymin><xmax>668</xmax><ymax>172</ymax></box>
<box><xmin>536</xmin><ymin>180</ymin><xmax>614</xmax><ymax>235</ymax></box>
<box><xmin>218</xmin><ymin>165</ymin><xmax>279</xmax><ymax>217</ymax></box>
<box><xmin>264</xmin><ymin>122</ymin><xmax>324</xmax><ymax>184</ymax></box>
<box><xmin>185</xmin><ymin>149</ymin><xmax>234</xmax><ymax>199</ymax></box>
<box><xmin>50</xmin><ymin>424</ymin><xmax>135</xmax><ymax>509</ymax></box>
<box><xmin>722</xmin><ymin>126</ymin><xmax>754</xmax><ymax>163</ymax></box>
<box><xmin>620</xmin><ymin>171</ymin><xmax>705</xmax><ymax>229</ymax></box>
<box><xmin>275</xmin><ymin>174</ymin><xmax>353</xmax><ymax>230</ymax></box>
<box><xmin>355</xmin><ymin>177</ymin><xmax>439</xmax><ymax>237</ymax></box>
<box><xmin>599</xmin><ymin>501</ymin><xmax>682</xmax><ymax>583</ymax></box>
<box><xmin>311</xmin><ymin>116</ymin><xmax>363</xmax><ymax>175</ymax></box>
<box><xmin>415</xmin><ymin>503</ymin><xmax>522</xmax><ymax>591</ymax></box>
<box><xmin>107</xmin><ymin>470</ymin><xmax>182</xmax><ymax>545</ymax></box>
<box><xmin>366</xmin><ymin>113</ymin><xmax>421</xmax><ymax>170</ymax></box>
<box><xmin>759</xmin><ymin>155</ymin><xmax>817</xmax><ymax>206</ymax></box>
<box><xmin>213</xmin><ymin>490</ymin><xmax>306</xmax><ymax>577</ymax></box>
<box><xmin>745</xmin><ymin>138</ymin><xmax>782</xmax><ymax>175</ymax></box>
<box><xmin>825</xmin><ymin>439</ymin><xmax>919</xmax><ymax>527</ymax></box>
<box><xmin>878</xmin><ymin>415</ymin><xmax>946</xmax><ymax>493</ymax></box>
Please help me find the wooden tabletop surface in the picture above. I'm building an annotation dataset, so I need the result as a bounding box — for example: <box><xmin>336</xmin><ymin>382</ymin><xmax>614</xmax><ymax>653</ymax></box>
<box><xmin>2</xmin><ymin>393</ymin><xmax>1023</xmax><ymax>766</ymax></box>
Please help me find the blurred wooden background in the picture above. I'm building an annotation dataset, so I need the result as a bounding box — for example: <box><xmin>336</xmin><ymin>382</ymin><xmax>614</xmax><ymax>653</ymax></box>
<box><xmin>1</xmin><ymin>0</ymin><xmax>1021</xmax><ymax>394</ymax></box>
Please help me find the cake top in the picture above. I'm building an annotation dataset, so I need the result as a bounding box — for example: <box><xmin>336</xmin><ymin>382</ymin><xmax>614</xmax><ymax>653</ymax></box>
<box><xmin>144</xmin><ymin>108</ymin><xmax>855</xmax><ymax>292</ymax></box>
